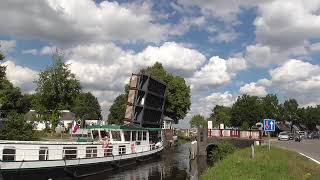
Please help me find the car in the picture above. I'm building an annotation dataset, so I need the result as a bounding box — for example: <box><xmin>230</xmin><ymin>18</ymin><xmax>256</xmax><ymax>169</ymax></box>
<box><xmin>278</xmin><ymin>132</ymin><xmax>290</xmax><ymax>141</ymax></box>
<box><xmin>307</xmin><ymin>132</ymin><xmax>320</xmax><ymax>139</ymax></box>
<box><xmin>288</xmin><ymin>132</ymin><xmax>294</xmax><ymax>140</ymax></box>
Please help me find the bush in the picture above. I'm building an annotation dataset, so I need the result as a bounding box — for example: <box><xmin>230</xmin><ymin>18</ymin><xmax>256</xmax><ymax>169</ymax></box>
<box><xmin>0</xmin><ymin>112</ymin><xmax>39</xmax><ymax>141</ymax></box>
<box><xmin>209</xmin><ymin>140</ymin><xmax>236</xmax><ymax>161</ymax></box>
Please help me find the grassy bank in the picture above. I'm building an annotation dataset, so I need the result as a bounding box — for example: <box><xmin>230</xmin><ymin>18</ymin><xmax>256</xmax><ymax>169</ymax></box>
<box><xmin>201</xmin><ymin>146</ymin><xmax>320</xmax><ymax>180</ymax></box>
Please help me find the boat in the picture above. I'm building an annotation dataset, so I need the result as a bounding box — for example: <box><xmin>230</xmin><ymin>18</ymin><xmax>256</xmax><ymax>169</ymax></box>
<box><xmin>0</xmin><ymin>124</ymin><xmax>163</xmax><ymax>179</ymax></box>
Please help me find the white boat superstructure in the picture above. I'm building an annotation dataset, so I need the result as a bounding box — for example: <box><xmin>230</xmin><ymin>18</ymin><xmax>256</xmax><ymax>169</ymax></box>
<box><xmin>0</xmin><ymin>124</ymin><xmax>163</xmax><ymax>177</ymax></box>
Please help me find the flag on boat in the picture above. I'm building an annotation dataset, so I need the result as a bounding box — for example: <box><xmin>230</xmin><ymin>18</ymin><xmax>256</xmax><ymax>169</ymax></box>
<box><xmin>72</xmin><ymin>120</ymin><xmax>79</xmax><ymax>133</ymax></box>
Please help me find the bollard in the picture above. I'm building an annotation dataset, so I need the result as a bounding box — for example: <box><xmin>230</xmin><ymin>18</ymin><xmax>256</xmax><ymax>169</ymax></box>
<box><xmin>251</xmin><ymin>144</ymin><xmax>255</xmax><ymax>159</ymax></box>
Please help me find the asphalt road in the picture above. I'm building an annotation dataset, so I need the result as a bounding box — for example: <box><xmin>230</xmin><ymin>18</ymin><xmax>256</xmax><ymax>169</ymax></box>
<box><xmin>271</xmin><ymin>139</ymin><xmax>320</xmax><ymax>163</ymax></box>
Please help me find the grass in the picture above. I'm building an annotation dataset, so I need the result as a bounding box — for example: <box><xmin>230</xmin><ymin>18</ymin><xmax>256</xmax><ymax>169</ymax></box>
<box><xmin>201</xmin><ymin>146</ymin><xmax>320</xmax><ymax>180</ymax></box>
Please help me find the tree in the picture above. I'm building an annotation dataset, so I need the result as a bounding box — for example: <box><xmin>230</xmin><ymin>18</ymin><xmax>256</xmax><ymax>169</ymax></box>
<box><xmin>231</xmin><ymin>94</ymin><xmax>263</xmax><ymax>128</ymax></box>
<box><xmin>72</xmin><ymin>92</ymin><xmax>102</xmax><ymax>120</ymax></box>
<box><xmin>280</xmin><ymin>98</ymin><xmax>299</xmax><ymax>131</ymax></box>
<box><xmin>190</xmin><ymin>114</ymin><xmax>207</xmax><ymax>128</ymax></box>
<box><xmin>0</xmin><ymin>44</ymin><xmax>6</xmax><ymax>80</ymax></box>
<box><xmin>210</xmin><ymin>105</ymin><xmax>232</xmax><ymax>127</ymax></box>
<box><xmin>0</xmin><ymin>79</ymin><xmax>31</xmax><ymax>117</ymax></box>
<box><xmin>35</xmin><ymin>53</ymin><xmax>81</xmax><ymax>125</ymax></box>
<box><xmin>141</xmin><ymin>62</ymin><xmax>191</xmax><ymax>122</ymax></box>
<box><xmin>108</xmin><ymin>94</ymin><xmax>127</xmax><ymax>124</ymax></box>
<box><xmin>0</xmin><ymin>112</ymin><xmax>38</xmax><ymax>141</ymax></box>
<box><xmin>261</xmin><ymin>94</ymin><xmax>279</xmax><ymax>120</ymax></box>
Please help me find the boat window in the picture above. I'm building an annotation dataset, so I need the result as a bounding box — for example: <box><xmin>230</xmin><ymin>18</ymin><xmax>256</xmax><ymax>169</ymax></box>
<box><xmin>100</xmin><ymin>130</ymin><xmax>109</xmax><ymax>139</ymax></box>
<box><xmin>124</xmin><ymin>131</ymin><xmax>131</xmax><ymax>141</ymax></box>
<box><xmin>132</xmin><ymin>131</ymin><xmax>136</xmax><ymax>141</ymax></box>
<box><xmin>86</xmin><ymin>146</ymin><xmax>97</xmax><ymax>158</ymax></box>
<box><xmin>63</xmin><ymin>147</ymin><xmax>77</xmax><ymax>159</ymax></box>
<box><xmin>119</xmin><ymin>145</ymin><xmax>126</xmax><ymax>155</ymax></box>
<box><xmin>138</xmin><ymin>131</ymin><xmax>142</xmax><ymax>141</ymax></box>
<box><xmin>39</xmin><ymin>147</ymin><xmax>49</xmax><ymax>160</ymax></box>
<box><xmin>111</xmin><ymin>131</ymin><xmax>121</xmax><ymax>141</ymax></box>
<box><xmin>92</xmin><ymin>130</ymin><xmax>99</xmax><ymax>140</ymax></box>
<box><xmin>143</xmin><ymin>131</ymin><xmax>147</xmax><ymax>141</ymax></box>
<box><xmin>3</xmin><ymin>147</ymin><xmax>15</xmax><ymax>161</ymax></box>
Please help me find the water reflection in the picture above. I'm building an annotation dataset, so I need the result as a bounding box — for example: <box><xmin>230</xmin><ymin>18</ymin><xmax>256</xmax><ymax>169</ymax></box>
<box><xmin>84</xmin><ymin>143</ymin><xmax>208</xmax><ymax>180</ymax></box>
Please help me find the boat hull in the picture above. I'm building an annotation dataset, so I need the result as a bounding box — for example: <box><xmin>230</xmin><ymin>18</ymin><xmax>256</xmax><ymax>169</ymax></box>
<box><xmin>1</xmin><ymin>150</ymin><xmax>162</xmax><ymax>180</ymax></box>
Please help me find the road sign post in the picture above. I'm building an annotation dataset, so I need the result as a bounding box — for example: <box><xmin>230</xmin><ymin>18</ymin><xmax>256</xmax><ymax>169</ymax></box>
<box><xmin>264</xmin><ymin>119</ymin><xmax>276</xmax><ymax>150</ymax></box>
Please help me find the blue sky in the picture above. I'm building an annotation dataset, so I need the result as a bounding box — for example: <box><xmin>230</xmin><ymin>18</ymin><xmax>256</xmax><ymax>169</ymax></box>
<box><xmin>1</xmin><ymin>0</ymin><xmax>320</xmax><ymax>128</ymax></box>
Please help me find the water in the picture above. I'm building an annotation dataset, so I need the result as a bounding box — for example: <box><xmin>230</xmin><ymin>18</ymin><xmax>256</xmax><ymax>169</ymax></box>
<box><xmin>81</xmin><ymin>143</ymin><xmax>209</xmax><ymax>180</ymax></box>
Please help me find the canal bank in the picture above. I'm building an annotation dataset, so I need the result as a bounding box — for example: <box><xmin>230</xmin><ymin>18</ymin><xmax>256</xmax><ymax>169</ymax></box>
<box><xmin>201</xmin><ymin>146</ymin><xmax>320</xmax><ymax>180</ymax></box>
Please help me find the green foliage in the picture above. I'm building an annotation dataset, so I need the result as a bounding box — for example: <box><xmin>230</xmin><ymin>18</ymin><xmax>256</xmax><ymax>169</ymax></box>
<box><xmin>208</xmin><ymin>140</ymin><xmax>236</xmax><ymax>162</ymax></box>
<box><xmin>34</xmin><ymin>53</ymin><xmax>81</xmax><ymax>113</ymax></box>
<box><xmin>0</xmin><ymin>44</ymin><xmax>6</xmax><ymax>80</ymax></box>
<box><xmin>190</xmin><ymin>114</ymin><xmax>207</xmax><ymax>128</ymax></box>
<box><xmin>72</xmin><ymin>92</ymin><xmax>102</xmax><ymax>120</ymax></box>
<box><xmin>0</xmin><ymin>113</ymin><xmax>38</xmax><ymax>141</ymax></box>
<box><xmin>107</xmin><ymin>94</ymin><xmax>127</xmax><ymax>124</ymax></box>
<box><xmin>202</xmin><ymin>146</ymin><xmax>320</xmax><ymax>180</ymax></box>
<box><xmin>141</xmin><ymin>62</ymin><xmax>191</xmax><ymax>121</ymax></box>
<box><xmin>210</xmin><ymin>105</ymin><xmax>232</xmax><ymax>127</ymax></box>
<box><xmin>0</xmin><ymin>79</ymin><xmax>31</xmax><ymax>117</ymax></box>
<box><xmin>231</xmin><ymin>94</ymin><xmax>263</xmax><ymax>128</ymax></box>
<box><xmin>261</xmin><ymin>94</ymin><xmax>279</xmax><ymax>119</ymax></box>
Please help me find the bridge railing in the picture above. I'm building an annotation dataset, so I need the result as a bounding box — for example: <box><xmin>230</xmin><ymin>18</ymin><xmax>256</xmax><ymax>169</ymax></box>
<box><xmin>208</xmin><ymin>129</ymin><xmax>261</xmax><ymax>140</ymax></box>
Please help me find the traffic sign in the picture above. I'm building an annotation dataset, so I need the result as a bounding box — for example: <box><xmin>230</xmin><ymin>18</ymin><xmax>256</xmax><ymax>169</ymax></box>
<box><xmin>264</xmin><ymin>119</ymin><xmax>275</xmax><ymax>132</ymax></box>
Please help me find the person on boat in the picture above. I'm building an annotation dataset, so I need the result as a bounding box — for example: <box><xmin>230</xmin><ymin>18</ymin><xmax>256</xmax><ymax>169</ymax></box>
<box><xmin>101</xmin><ymin>136</ymin><xmax>110</xmax><ymax>156</ymax></box>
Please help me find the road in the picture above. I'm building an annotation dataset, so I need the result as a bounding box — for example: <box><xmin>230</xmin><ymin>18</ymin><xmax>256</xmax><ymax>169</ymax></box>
<box><xmin>272</xmin><ymin>139</ymin><xmax>320</xmax><ymax>163</ymax></box>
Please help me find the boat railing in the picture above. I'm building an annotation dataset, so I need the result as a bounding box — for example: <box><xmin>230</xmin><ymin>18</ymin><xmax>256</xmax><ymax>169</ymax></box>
<box><xmin>1</xmin><ymin>143</ymin><xmax>162</xmax><ymax>161</ymax></box>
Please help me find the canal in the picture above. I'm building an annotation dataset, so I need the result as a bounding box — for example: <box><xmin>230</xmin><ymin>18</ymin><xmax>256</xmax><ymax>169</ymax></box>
<box><xmin>81</xmin><ymin>143</ymin><xmax>209</xmax><ymax>180</ymax></box>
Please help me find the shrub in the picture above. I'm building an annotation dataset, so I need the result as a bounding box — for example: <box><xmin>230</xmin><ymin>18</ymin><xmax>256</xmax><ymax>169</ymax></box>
<box><xmin>209</xmin><ymin>140</ymin><xmax>236</xmax><ymax>161</ymax></box>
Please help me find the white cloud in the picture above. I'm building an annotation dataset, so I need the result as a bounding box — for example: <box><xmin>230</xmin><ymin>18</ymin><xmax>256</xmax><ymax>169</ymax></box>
<box><xmin>190</xmin><ymin>91</ymin><xmax>235</xmax><ymax>118</ymax></box>
<box><xmin>0</xmin><ymin>40</ymin><xmax>16</xmax><ymax>53</ymax></box>
<box><xmin>189</xmin><ymin>56</ymin><xmax>247</xmax><ymax>90</ymax></box>
<box><xmin>3</xmin><ymin>60</ymin><xmax>38</xmax><ymax>93</ymax></box>
<box><xmin>240</xmin><ymin>82</ymin><xmax>267</xmax><ymax>97</ymax></box>
<box><xmin>269</xmin><ymin>59</ymin><xmax>320</xmax><ymax>106</ymax></box>
<box><xmin>255</xmin><ymin>0</ymin><xmax>320</xmax><ymax>49</ymax></box>
<box><xmin>0</xmin><ymin>0</ymin><xmax>170</xmax><ymax>44</ymax></box>
<box><xmin>40</xmin><ymin>46</ymin><xmax>56</xmax><ymax>56</ymax></box>
<box><xmin>136</xmin><ymin>42</ymin><xmax>206</xmax><ymax>76</ymax></box>
<box><xmin>256</xmin><ymin>78</ymin><xmax>272</xmax><ymax>87</ymax></box>
<box><xmin>22</xmin><ymin>49</ymin><xmax>38</xmax><ymax>55</ymax></box>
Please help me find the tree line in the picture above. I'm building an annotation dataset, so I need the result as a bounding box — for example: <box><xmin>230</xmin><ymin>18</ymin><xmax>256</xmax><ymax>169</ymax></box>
<box><xmin>0</xmin><ymin>47</ymin><xmax>101</xmax><ymax>140</ymax></box>
<box><xmin>191</xmin><ymin>94</ymin><xmax>320</xmax><ymax>131</ymax></box>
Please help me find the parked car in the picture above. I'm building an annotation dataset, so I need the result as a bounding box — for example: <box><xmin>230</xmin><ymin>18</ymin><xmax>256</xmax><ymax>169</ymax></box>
<box><xmin>278</xmin><ymin>132</ymin><xmax>289</xmax><ymax>141</ymax></box>
<box><xmin>288</xmin><ymin>132</ymin><xmax>294</xmax><ymax>140</ymax></box>
<box><xmin>307</xmin><ymin>132</ymin><xmax>320</xmax><ymax>139</ymax></box>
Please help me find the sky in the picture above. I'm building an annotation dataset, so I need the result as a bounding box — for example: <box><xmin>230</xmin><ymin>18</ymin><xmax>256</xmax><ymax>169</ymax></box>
<box><xmin>1</xmin><ymin>0</ymin><xmax>320</xmax><ymax>128</ymax></box>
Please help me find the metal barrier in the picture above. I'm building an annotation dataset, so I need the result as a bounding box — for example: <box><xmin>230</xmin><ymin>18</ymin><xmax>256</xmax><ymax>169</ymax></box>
<box><xmin>208</xmin><ymin>129</ymin><xmax>261</xmax><ymax>140</ymax></box>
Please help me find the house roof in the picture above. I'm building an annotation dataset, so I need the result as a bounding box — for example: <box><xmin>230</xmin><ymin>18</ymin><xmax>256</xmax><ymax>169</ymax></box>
<box><xmin>60</xmin><ymin>111</ymin><xmax>76</xmax><ymax>121</ymax></box>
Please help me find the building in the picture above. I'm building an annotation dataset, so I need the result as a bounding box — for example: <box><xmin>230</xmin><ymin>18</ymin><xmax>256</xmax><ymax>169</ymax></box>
<box><xmin>24</xmin><ymin>110</ymin><xmax>50</xmax><ymax>131</ymax></box>
<box><xmin>59</xmin><ymin>110</ymin><xmax>76</xmax><ymax>128</ymax></box>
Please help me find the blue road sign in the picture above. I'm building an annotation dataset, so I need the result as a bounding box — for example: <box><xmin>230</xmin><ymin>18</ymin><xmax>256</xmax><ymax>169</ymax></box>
<box><xmin>264</xmin><ymin>119</ymin><xmax>275</xmax><ymax>132</ymax></box>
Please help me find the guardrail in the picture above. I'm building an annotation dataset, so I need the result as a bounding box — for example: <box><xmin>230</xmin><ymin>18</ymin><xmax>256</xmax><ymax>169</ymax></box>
<box><xmin>208</xmin><ymin>129</ymin><xmax>261</xmax><ymax>140</ymax></box>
